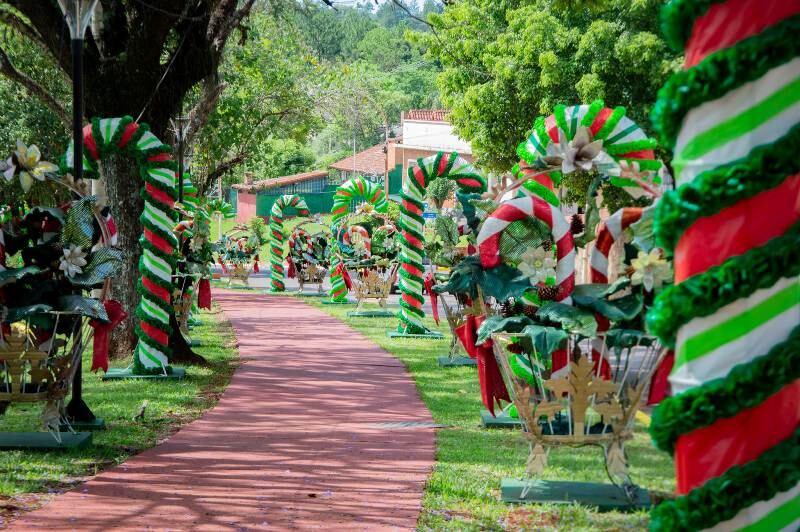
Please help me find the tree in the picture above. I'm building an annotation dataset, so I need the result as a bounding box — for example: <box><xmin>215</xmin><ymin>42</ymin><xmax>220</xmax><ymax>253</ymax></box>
<box><xmin>415</xmin><ymin>0</ymin><xmax>681</xmax><ymax>172</ymax></box>
<box><xmin>0</xmin><ymin>0</ymin><xmax>261</xmax><ymax>356</ymax></box>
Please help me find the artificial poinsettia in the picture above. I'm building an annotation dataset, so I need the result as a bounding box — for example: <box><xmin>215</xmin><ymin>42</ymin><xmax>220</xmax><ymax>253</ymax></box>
<box><xmin>630</xmin><ymin>249</ymin><xmax>672</xmax><ymax>292</ymax></box>
<box><xmin>517</xmin><ymin>247</ymin><xmax>556</xmax><ymax>285</ymax></box>
<box><xmin>59</xmin><ymin>245</ymin><xmax>88</xmax><ymax>278</ymax></box>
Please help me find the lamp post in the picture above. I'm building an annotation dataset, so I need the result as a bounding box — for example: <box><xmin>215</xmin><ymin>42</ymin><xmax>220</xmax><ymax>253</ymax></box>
<box><xmin>171</xmin><ymin>115</ymin><xmax>190</xmax><ymax>203</ymax></box>
<box><xmin>58</xmin><ymin>0</ymin><xmax>100</xmax><ymax>427</ymax></box>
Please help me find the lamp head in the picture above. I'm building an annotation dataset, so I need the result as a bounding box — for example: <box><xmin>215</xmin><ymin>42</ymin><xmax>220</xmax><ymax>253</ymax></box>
<box><xmin>57</xmin><ymin>0</ymin><xmax>99</xmax><ymax>40</ymax></box>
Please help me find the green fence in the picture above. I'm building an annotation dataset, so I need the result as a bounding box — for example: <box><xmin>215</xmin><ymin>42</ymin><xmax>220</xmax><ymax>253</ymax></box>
<box><xmin>254</xmin><ymin>190</ymin><xmax>337</xmax><ymax>217</ymax></box>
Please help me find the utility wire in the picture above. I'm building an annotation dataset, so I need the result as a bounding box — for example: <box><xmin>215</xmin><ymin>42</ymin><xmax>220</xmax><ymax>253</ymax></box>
<box><xmin>135</xmin><ymin>21</ymin><xmax>192</xmax><ymax>123</ymax></box>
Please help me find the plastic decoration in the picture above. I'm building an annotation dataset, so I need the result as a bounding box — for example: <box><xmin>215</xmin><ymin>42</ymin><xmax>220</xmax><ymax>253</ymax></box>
<box><xmin>342</xmin><ymin>225</ymin><xmax>371</xmax><ymax>256</ymax></box>
<box><xmin>476</xmin><ymin>196</ymin><xmax>575</xmax><ymax>304</ymax></box>
<box><xmin>62</xmin><ymin>116</ymin><xmax>178</xmax><ymax>374</ymax></box>
<box><xmin>589</xmin><ymin>208</ymin><xmax>643</xmax><ymax>284</ymax></box>
<box><xmin>647</xmin><ymin>2</ymin><xmax>800</xmax><ymax>530</ymax></box>
<box><xmin>268</xmin><ymin>194</ymin><xmax>310</xmax><ymax>292</ymax></box>
<box><xmin>397</xmin><ymin>152</ymin><xmax>486</xmax><ymax>334</ymax></box>
<box><xmin>516</xmin><ymin>100</ymin><xmax>662</xmax><ymax>199</ymax></box>
<box><xmin>328</xmin><ymin>178</ymin><xmax>388</xmax><ymax>303</ymax></box>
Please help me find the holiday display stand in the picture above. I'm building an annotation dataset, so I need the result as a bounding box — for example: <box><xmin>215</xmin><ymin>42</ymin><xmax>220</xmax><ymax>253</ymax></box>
<box><xmin>480</xmin><ymin>406</ymin><xmax>522</xmax><ymax>429</ymax></box>
<box><xmin>437</xmin><ymin>357</ymin><xmax>477</xmax><ymax>367</ymax></box>
<box><xmin>63</xmin><ymin>116</ymin><xmax>185</xmax><ymax>379</ymax></box>
<box><xmin>269</xmin><ymin>194</ymin><xmax>310</xmax><ymax>292</ymax></box>
<box><xmin>329</xmin><ymin>177</ymin><xmax>389</xmax><ymax>303</ymax></box>
<box><xmin>0</xmin><ymin>432</ymin><xmax>93</xmax><ymax>451</ymax></box>
<box><xmin>395</xmin><ymin>152</ymin><xmax>486</xmax><ymax>338</ymax></box>
<box><xmin>501</xmin><ymin>479</ymin><xmax>650</xmax><ymax>509</ymax></box>
<box><xmin>646</xmin><ymin>2</ymin><xmax>800</xmax><ymax>530</ymax></box>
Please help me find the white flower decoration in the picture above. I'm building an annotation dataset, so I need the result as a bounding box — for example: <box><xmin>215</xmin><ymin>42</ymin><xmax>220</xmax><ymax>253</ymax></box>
<box><xmin>544</xmin><ymin>127</ymin><xmax>605</xmax><ymax>175</ymax></box>
<box><xmin>3</xmin><ymin>141</ymin><xmax>58</xmax><ymax>193</ymax></box>
<box><xmin>630</xmin><ymin>249</ymin><xmax>672</xmax><ymax>292</ymax></box>
<box><xmin>518</xmin><ymin>246</ymin><xmax>557</xmax><ymax>285</ymax></box>
<box><xmin>59</xmin><ymin>245</ymin><xmax>88</xmax><ymax>278</ymax></box>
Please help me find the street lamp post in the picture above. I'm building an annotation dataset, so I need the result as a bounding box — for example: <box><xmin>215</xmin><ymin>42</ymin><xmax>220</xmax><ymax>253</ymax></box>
<box><xmin>58</xmin><ymin>0</ymin><xmax>100</xmax><ymax>426</ymax></box>
<box><xmin>172</xmin><ymin>115</ymin><xmax>190</xmax><ymax>203</ymax></box>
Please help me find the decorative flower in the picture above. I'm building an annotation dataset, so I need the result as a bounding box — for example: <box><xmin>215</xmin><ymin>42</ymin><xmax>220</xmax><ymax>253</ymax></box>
<box><xmin>630</xmin><ymin>249</ymin><xmax>671</xmax><ymax>292</ymax></box>
<box><xmin>518</xmin><ymin>246</ymin><xmax>557</xmax><ymax>285</ymax></box>
<box><xmin>544</xmin><ymin>127</ymin><xmax>605</xmax><ymax>174</ymax></box>
<box><xmin>59</xmin><ymin>245</ymin><xmax>88</xmax><ymax>278</ymax></box>
<box><xmin>356</xmin><ymin>202</ymin><xmax>375</xmax><ymax>215</ymax></box>
<box><xmin>3</xmin><ymin>141</ymin><xmax>59</xmax><ymax>193</ymax></box>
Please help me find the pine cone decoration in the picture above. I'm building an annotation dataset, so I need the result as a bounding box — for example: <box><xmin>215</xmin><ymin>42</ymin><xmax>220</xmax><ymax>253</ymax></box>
<box><xmin>541</xmin><ymin>240</ymin><xmax>553</xmax><ymax>250</ymax></box>
<box><xmin>570</xmin><ymin>214</ymin><xmax>585</xmax><ymax>235</ymax></box>
<box><xmin>538</xmin><ymin>285</ymin><xmax>560</xmax><ymax>301</ymax></box>
<box><xmin>522</xmin><ymin>304</ymin><xmax>538</xmax><ymax>318</ymax></box>
<box><xmin>500</xmin><ymin>299</ymin><xmax>516</xmax><ymax>317</ymax></box>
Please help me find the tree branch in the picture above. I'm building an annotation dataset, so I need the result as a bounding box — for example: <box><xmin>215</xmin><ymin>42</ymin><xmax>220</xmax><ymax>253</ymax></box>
<box><xmin>0</xmin><ymin>45</ymin><xmax>69</xmax><ymax>127</ymax></box>
<box><xmin>210</xmin><ymin>0</ymin><xmax>256</xmax><ymax>53</ymax></box>
<box><xmin>185</xmin><ymin>78</ymin><xmax>227</xmax><ymax>146</ymax></box>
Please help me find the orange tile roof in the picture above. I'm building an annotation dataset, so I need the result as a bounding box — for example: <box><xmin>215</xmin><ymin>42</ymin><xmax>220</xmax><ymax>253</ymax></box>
<box><xmin>404</xmin><ymin>109</ymin><xmax>449</xmax><ymax>122</ymax></box>
<box><xmin>232</xmin><ymin>169</ymin><xmax>329</xmax><ymax>193</ymax></box>
<box><xmin>329</xmin><ymin>144</ymin><xmax>387</xmax><ymax>175</ymax></box>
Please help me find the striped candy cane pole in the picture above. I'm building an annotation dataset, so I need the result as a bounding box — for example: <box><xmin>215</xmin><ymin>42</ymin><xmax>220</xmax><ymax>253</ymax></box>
<box><xmin>646</xmin><ymin>2</ymin><xmax>800</xmax><ymax>530</ymax></box>
<box><xmin>269</xmin><ymin>194</ymin><xmax>310</xmax><ymax>292</ymax></box>
<box><xmin>397</xmin><ymin>152</ymin><xmax>486</xmax><ymax>334</ymax></box>
<box><xmin>181</xmin><ymin>175</ymin><xmax>198</xmax><ymax>212</ymax></box>
<box><xmin>517</xmin><ymin>99</ymin><xmax>662</xmax><ymax>199</ymax></box>
<box><xmin>329</xmin><ymin>178</ymin><xmax>388</xmax><ymax>303</ymax></box>
<box><xmin>476</xmin><ymin>195</ymin><xmax>575</xmax><ymax>304</ymax></box>
<box><xmin>589</xmin><ymin>207</ymin><xmax>644</xmax><ymax>284</ymax></box>
<box><xmin>63</xmin><ymin>116</ymin><xmax>178</xmax><ymax>373</ymax></box>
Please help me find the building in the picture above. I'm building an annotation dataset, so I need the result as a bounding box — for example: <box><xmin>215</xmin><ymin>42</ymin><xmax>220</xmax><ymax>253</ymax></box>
<box><xmin>389</xmin><ymin>110</ymin><xmax>474</xmax><ymax>182</ymax></box>
<box><xmin>231</xmin><ymin>170</ymin><xmax>331</xmax><ymax>223</ymax></box>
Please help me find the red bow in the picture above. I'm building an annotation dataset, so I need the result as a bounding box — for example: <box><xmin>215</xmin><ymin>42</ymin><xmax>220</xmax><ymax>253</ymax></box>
<box><xmin>197</xmin><ymin>278</ymin><xmax>212</xmax><ymax>310</ymax></box>
<box><xmin>287</xmin><ymin>256</ymin><xmax>296</xmax><ymax>279</ymax></box>
<box><xmin>424</xmin><ymin>272</ymin><xmax>440</xmax><ymax>325</ymax></box>
<box><xmin>89</xmin><ymin>300</ymin><xmax>127</xmax><ymax>373</ymax></box>
<box><xmin>217</xmin><ymin>257</ymin><xmax>228</xmax><ymax>274</ymax></box>
<box><xmin>253</xmin><ymin>255</ymin><xmax>260</xmax><ymax>273</ymax></box>
<box><xmin>647</xmin><ymin>350</ymin><xmax>674</xmax><ymax>405</ymax></box>
<box><xmin>336</xmin><ymin>263</ymin><xmax>352</xmax><ymax>291</ymax></box>
<box><xmin>454</xmin><ymin>314</ymin><xmax>510</xmax><ymax>416</ymax></box>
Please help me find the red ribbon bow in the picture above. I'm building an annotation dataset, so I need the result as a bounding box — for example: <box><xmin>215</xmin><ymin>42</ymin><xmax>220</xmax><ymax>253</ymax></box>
<box><xmin>454</xmin><ymin>314</ymin><xmax>510</xmax><ymax>416</ymax></box>
<box><xmin>287</xmin><ymin>256</ymin><xmax>296</xmax><ymax>279</ymax></box>
<box><xmin>217</xmin><ymin>257</ymin><xmax>228</xmax><ymax>274</ymax></box>
<box><xmin>89</xmin><ymin>299</ymin><xmax>127</xmax><ymax>373</ymax></box>
<box><xmin>198</xmin><ymin>278</ymin><xmax>212</xmax><ymax>310</ymax></box>
<box><xmin>336</xmin><ymin>263</ymin><xmax>353</xmax><ymax>291</ymax></box>
<box><xmin>253</xmin><ymin>255</ymin><xmax>260</xmax><ymax>273</ymax></box>
<box><xmin>423</xmin><ymin>272</ymin><xmax>440</xmax><ymax>325</ymax></box>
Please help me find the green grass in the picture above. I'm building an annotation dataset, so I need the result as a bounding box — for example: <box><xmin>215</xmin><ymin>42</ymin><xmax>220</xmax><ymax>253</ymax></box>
<box><xmin>308</xmin><ymin>301</ymin><xmax>675</xmax><ymax>531</ymax></box>
<box><xmin>0</xmin><ymin>305</ymin><xmax>239</xmax><ymax>498</ymax></box>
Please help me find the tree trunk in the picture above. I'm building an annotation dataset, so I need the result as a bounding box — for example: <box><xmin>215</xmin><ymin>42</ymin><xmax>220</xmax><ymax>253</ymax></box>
<box><xmin>103</xmin><ymin>154</ymin><xmax>144</xmax><ymax>359</ymax></box>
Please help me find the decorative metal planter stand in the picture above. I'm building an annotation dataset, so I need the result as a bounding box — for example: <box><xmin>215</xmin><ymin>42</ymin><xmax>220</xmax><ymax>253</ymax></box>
<box><xmin>491</xmin><ymin>332</ymin><xmax>665</xmax><ymax>510</ymax></box>
<box><xmin>0</xmin><ymin>314</ymin><xmax>96</xmax><ymax>449</ymax></box>
<box><xmin>437</xmin><ymin>300</ymin><xmax>477</xmax><ymax>368</ymax></box>
<box><xmin>348</xmin><ymin>266</ymin><xmax>398</xmax><ymax>318</ymax></box>
<box><xmin>297</xmin><ymin>263</ymin><xmax>327</xmax><ymax>297</ymax></box>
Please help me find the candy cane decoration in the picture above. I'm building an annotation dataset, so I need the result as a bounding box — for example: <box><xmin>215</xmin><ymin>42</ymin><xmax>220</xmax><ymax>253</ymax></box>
<box><xmin>269</xmin><ymin>194</ymin><xmax>310</xmax><ymax>292</ymax></box>
<box><xmin>477</xmin><ymin>196</ymin><xmax>575</xmax><ymax>304</ymax></box>
<box><xmin>62</xmin><ymin>116</ymin><xmax>178</xmax><ymax>374</ymax></box>
<box><xmin>329</xmin><ymin>178</ymin><xmax>388</xmax><ymax>302</ymax></box>
<box><xmin>397</xmin><ymin>152</ymin><xmax>487</xmax><ymax>334</ymax></box>
<box><xmin>288</xmin><ymin>228</ymin><xmax>312</xmax><ymax>255</ymax></box>
<box><xmin>517</xmin><ymin>100</ymin><xmax>662</xmax><ymax>200</ymax></box>
<box><xmin>645</xmin><ymin>3</ymin><xmax>800</xmax><ymax>530</ymax></box>
<box><xmin>181</xmin><ymin>175</ymin><xmax>198</xmax><ymax>212</ymax></box>
<box><xmin>589</xmin><ymin>207</ymin><xmax>643</xmax><ymax>283</ymax></box>
<box><xmin>342</xmin><ymin>225</ymin><xmax>371</xmax><ymax>255</ymax></box>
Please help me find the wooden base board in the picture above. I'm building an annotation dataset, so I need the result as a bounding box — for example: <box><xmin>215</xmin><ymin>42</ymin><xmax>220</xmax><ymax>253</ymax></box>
<box><xmin>0</xmin><ymin>432</ymin><xmax>92</xmax><ymax>450</ymax></box>
<box><xmin>480</xmin><ymin>409</ymin><xmax>522</xmax><ymax>429</ymax></box>
<box><xmin>437</xmin><ymin>356</ymin><xmax>477</xmax><ymax>367</ymax></box>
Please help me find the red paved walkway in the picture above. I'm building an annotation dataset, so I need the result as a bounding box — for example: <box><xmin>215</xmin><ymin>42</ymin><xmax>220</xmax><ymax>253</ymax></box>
<box><xmin>10</xmin><ymin>293</ymin><xmax>435</xmax><ymax>531</ymax></box>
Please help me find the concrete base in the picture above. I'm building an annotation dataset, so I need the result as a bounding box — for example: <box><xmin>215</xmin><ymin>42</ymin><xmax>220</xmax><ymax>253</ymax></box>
<box><xmin>296</xmin><ymin>292</ymin><xmax>327</xmax><ymax>298</ymax></box>
<box><xmin>348</xmin><ymin>310</ymin><xmax>396</xmax><ymax>318</ymax></box>
<box><xmin>386</xmin><ymin>331</ymin><xmax>445</xmax><ymax>340</ymax></box>
<box><xmin>500</xmin><ymin>479</ymin><xmax>651</xmax><ymax>511</ymax></box>
<box><xmin>480</xmin><ymin>409</ymin><xmax>522</xmax><ymax>429</ymax></box>
<box><xmin>0</xmin><ymin>432</ymin><xmax>92</xmax><ymax>450</ymax></box>
<box><xmin>60</xmin><ymin>418</ymin><xmax>106</xmax><ymax>432</ymax></box>
<box><xmin>321</xmin><ymin>300</ymin><xmax>354</xmax><ymax>305</ymax></box>
<box><xmin>103</xmin><ymin>367</ymin><xmax>187</xmax><ymax>381</ymax></box>
<box><xmin>437</xmin><ymin>356</ymin><xmax>477</xmax><ymax>367</ymax></box>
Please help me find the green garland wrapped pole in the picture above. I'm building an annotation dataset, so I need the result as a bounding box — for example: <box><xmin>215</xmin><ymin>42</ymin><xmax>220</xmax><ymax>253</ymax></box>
<box><xmin>62</xmin><ymin>116</ymin><xmax>182</xmax><ymax>378</ymax></box>
<box><xmin>395</xmin><ymin>152</ymin><xmax>486</xmax><ymax>337</ymax></box>
<box><xmin>269</xmin><ymin>194</ymin><xmax>310</xmax><ymax>292</ymax></box>
<box><xmin>328</xmin><ymin>177</ymin><xmax>389</xmax><ymax>303</ymax></box>
<box><xmin>647</xmin><ymin>2</ymin><xmax>800</xmax><ymax>530</ymax></box>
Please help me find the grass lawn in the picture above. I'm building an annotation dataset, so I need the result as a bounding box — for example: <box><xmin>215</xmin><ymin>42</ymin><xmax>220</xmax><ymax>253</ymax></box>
<box><xmin>308</xmin><ymin>301</ymin><xmax>675</xmax><ymax>531</ymax></box>
<box><xmin>0</xmin><ymin>305</ymin><xmax>238</xmax><ymax>508</ymax></box>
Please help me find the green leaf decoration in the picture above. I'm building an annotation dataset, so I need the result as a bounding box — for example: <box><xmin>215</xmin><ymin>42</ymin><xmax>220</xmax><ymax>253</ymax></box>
<box><xmin>69</xmin><ymin>247</ymin><xmax>125</xmax><ymax>287</ymax></box>
<box><xmin>6</xmin><ymin>304</ymin><xmax>52</xmax><ymax>322</ymax></box>
<box><xmin>62</xmin><ymin>196</ymin><xmax>96</xmax><ymax>248</ymax></box>
<box><xmin>479</xmin><ymin>263</ymin><xmax>534</xmax><ymax>301</ymax></box>
<box><xmin>0</xmin><ymin>266</ymin><xmax>46</xmax><ymax>287</ymax></box>
<box><xmin>536</xmin><ymin>302</ymin><xmax>598</xmax><ymax>337</ymax></box>
<box><xmin>573</xmin><ymin>292</ymin><xmax>643</xmax><ymax>322</ymax></box>
<box><xmin>630</xmin><ymin>204</ymin><xmax>656</xmax><ymax>253</ymax></box>
<box><xmin>57</xmin><ymin>295</ymin><xmax>109</xmax><ymax>322</ymax></box>
<box><xmin>476</xmin><ymin>315</ymin><xmax>534</xmax><ymax>345</ymax></box>
<box><xmin>432</xmin><ymin>255</ymin><xmax>482</xmax><ymax>297</ymax></box>
<box><xmin>520</xmin><ymin>324</ymin><xmax>569</xmax><ymax>357</ymax></box>
<box><xmin>571</xmin><ymin>278</ymin><xmax>631</xmax><ymax>299</ymax></box>
<box><xmin>456</xmin><ymin>192</ymin><xmax>484</xmax><ymax>234</ymax></box>
<box><xmin>434</xmin><ymin>216</ymin><xmax>459</xmax><ymax>246</ymax></box>
<box><xmin>604</xmin><ymin>328</ymin><xmax>654</xmax><ymax>359</ymax></box>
